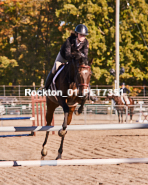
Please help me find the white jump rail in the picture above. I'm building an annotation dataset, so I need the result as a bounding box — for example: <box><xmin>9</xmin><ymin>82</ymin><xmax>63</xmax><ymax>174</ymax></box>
<box><xmin>1</xmin><ymin>158</ymin><xmax>148</xmax><ymax>167</ymax></box>
<box><xmin>0</xmin><ymin>123</ymin><xmax>148</xmax><ymax>132</ymax></box>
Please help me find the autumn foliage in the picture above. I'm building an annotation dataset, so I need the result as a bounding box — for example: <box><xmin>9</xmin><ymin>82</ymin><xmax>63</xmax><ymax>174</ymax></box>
<box><xmin>0</xmin><ymin>0</ymin><xmax>148</xmax><ymax>86</ymax></box>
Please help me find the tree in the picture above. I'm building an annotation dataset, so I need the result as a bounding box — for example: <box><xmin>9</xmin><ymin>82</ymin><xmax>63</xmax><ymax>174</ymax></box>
<box><xmin>0</xmin><ymin>0</ymin><xmax>62</xmax><ymax>85</ymax></box>
<box><xmin>0</xmin><ymin>0</ymin><xmax>148</xmax><ymax>86</ymax></box>
<box><xmin>56</xmin><ymin>0</ymin><xmax>148</xmax><ymax>85</ymax></box>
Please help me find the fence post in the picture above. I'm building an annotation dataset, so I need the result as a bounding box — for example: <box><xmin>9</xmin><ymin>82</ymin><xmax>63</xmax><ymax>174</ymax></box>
<box><xmin>18</xmin><ymin>85</ymin><xmax>20</xmax><ymax>96</ymax></box>
<box><xmin>84</xmin><ymin>105</ymin><xmax>87</xmax><ymax>124</ymax></box>
<box><xmin>143</xmin><ymin>85</ymin><xmax>145</xmax><ymax>97</ymax></box>
<box><xmin>126</xmin><ymin>106</ymin><xmax>128</xmax><ymax>123</ymax></box>
<box><xmin>139</xmin><ymin>103</ymin><xmax>143</xmax><ymax>123</ymax></box>
<box><xmin>36</xmin><ymin>95</ymin><xmax>39</xmax><ymax>126</ymax></box>
<box><xmin>3</xmin><ymin>85</ymin><xmax>5</xmax><ymax>96</ymax></box>
<box><xmin>31</xmin><ymin>95</ymin><xmax>35</xmax><ymax>136</ymax></box>
<box><xmin>40</xmin><ymin>96</ymin><xmax>43</xmax><ymax>126</ymax></box>
<box><xmin>43</xmin><ymin>96</ymin><xmax>46</xmax><ymax>126</ymax></box>
<box><xmin>111</xmin><ymin>99</ymin><xmax>114</xmax><ymax>115</ymax></box>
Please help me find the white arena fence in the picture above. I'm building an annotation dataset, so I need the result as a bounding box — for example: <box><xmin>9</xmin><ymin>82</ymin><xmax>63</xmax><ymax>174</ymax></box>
<box><xmin>1</xmin><ymin>104</ymin><xmax>148</xmax><ymax>124</ymax></box>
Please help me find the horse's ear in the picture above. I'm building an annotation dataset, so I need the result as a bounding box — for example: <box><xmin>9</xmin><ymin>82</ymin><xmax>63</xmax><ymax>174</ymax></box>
<box><xmin>88</xmin><ymin>58</ymin><xmax>93</xmax><ymax>65</ymax></box>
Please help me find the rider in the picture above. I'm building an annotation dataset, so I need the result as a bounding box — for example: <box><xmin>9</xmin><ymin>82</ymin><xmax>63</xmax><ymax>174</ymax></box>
<box><xmin>44</xmin><ymin>24</ymin><xmax>89</xmax><ymax>90</ymax></box>
<box><xmin>120</xmin><ymin>82</ymin><xmax>131</xmax><ymax>105</ymax></box>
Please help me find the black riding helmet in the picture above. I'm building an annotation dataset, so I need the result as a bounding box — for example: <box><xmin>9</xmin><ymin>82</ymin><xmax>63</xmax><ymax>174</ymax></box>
<box><xmin>75</xmin><ymin>24</ymin><xmax>89</xmax><ymax>35</ymax></box>
<box><xmin>121</xmin><ymin>82</ymin><xmax>125</xmax><ymax>86</ymax></box>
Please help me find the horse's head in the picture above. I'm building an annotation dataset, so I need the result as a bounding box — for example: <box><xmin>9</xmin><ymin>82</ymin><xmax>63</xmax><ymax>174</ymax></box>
<box><xmin>75</xmin><ymin>57</ymin><xmax>93</xmax><ymax>97</ymax></box>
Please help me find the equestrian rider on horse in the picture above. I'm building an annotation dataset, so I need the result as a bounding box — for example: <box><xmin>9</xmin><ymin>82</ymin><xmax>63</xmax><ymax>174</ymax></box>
<box><xmin>120</xmin><ymin>82</ymin><xmax>131</xmax><ymax>105</ymax></box>
<box><xmin>44</xmin><ymin>24</ymin><xmax>89</xmax><ymax>90</ymax></box>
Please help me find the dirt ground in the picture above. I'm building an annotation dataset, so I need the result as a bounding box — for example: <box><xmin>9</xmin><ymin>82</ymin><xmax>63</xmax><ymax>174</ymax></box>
<box><xmin>0</xmin><ymin>115</ymin><xmax>148</xmax><ymax>185</ymax></box>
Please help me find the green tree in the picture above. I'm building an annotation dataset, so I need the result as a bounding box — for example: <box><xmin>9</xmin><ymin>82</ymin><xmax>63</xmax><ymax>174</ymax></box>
<box><xmin>0</xmin><ymin>0</ymin><xmax>148</xmax><ymax>86</ymax></box>
<box><xmin>56</xmin><ymin>0</ymin><xmax>148</xmax><ymax>85</ymax></box>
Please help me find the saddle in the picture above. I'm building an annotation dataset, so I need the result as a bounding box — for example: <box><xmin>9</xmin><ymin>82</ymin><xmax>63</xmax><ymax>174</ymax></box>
<box><xmin>48</xmin><ymin>63</ymin><xmax>78</xmax><ymax>107</ymax></box>
<box><xmin>51</xmin><ymin>64</ymin><xmax>66</xmax><ymax>92</ymax></box>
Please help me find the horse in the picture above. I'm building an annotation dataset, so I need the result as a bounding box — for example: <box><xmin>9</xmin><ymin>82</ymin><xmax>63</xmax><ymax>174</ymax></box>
<box><xmin>41</xmin><ymin>56</ymin><xmax>93</xmax><ymax>160</ymax></box>
<box><xmin>106</xmin><ymin>94</ymin><xmax>134</xmax><ymax>123</ymax></box>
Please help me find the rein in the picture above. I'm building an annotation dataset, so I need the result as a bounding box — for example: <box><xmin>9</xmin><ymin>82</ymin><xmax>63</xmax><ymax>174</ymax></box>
<box><xmin>60</xmin><ymin>60</ymin><xmax>91</xmax><ymax>88</ymax></box>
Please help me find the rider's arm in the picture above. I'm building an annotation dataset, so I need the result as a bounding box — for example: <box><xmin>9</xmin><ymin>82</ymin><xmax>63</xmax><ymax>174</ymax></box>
<box><xmin>64</xmin><ymin>38</ymin><xmax>74</xmax><ymax>61</ymax></box>
<box><xmin>83</xmin><ymin>39</ymin><xmax>89</xmax><ymax>58</ymax></box>
<box><xmin>125</xmin><ymin>88</ymin><xmax>130</xmax><ymax>94</ymax></box>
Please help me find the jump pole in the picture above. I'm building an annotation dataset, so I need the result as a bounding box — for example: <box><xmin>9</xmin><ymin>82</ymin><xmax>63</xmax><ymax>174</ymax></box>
<box><xmin>0</xmin><ymin>117</ymin><xmax>31</xmax><ymax>120</ymax></box>
<box><xmin>1</xmin><ymin>158</ymin><xmax>148</xmax><ymax>167</ymax></box>
<box><xmin>1</xmin><ymin>123</ymin><xmax>148</xmax><ymax>132</ymax></box>
<box><xmin>0</xmin><ymin>117</ymin><xmax>34</xmax><ymax>137</ymax></box>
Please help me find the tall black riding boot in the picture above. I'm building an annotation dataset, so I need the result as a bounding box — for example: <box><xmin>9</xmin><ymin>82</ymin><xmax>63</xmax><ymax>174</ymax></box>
<box><xmin>45</xmin><ymin>71</ymin><xmax>54</xmax><ymax>90</ymax></box>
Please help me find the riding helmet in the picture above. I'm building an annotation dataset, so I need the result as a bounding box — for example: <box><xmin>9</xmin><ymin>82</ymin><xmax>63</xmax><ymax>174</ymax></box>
<box><xmin>75</xmin><ymin>24</ymin><xmax>89</xmax><ymax>35</ymax></box>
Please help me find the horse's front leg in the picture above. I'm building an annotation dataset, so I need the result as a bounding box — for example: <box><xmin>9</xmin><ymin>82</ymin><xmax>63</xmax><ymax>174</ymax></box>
<box><xmin>41</xmin><ymin>98</ymin><xmax>58</xmax><ymax>160</ymax></box>
<box><xmin>58</xmin><ymin>100</ymin><xmax>69</xmax><ymax>137</ymax></box>
<box><xmin>56</xmin><ymin>106</ymin><xmax>76</xmax><ymax>160</ymax></box>
<box><xmin>75</xmin><ymin>98</ymin><xmax>86</xmax><ymax>115</ymax></box>
<box><xmin>41</xmin><ymin>131</ymin><xmax>50</xmax><ymax>159</ymax></box>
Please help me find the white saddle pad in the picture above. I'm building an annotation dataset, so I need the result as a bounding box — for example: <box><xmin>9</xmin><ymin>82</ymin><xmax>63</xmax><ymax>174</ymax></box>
<box><xmin>53</xmin><ymin>65</ymin><xmax>65</xmax><ymax>85</ymax></box>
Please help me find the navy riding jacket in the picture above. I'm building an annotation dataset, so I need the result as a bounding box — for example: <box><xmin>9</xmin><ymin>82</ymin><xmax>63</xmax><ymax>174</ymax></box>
<box><xmin>60</xmin><ymin>33</ymin><xmax>89</xmax><ymax>61</ymax></box>
<box><xmin>120</xmin><ymin>87</ymin><xmax>131</xmax><ymax>94</ymax></box>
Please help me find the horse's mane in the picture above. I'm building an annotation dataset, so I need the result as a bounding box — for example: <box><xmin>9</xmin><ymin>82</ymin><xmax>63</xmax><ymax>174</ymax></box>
<box><xmin>55</xmin><ymin>55</ymin><xmax>90</xmax><ymax>86</ymax></box>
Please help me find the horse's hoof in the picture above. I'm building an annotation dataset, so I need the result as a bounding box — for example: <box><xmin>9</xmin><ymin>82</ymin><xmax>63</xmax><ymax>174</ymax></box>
<box><xmin>41</xmin><ymin>156</ymin><xmax>45</xmax><ymax>160</ymax></box>
<box><xmin>56</xmin><ymin>153</ymin><xmax>62</xmax><ymax>160</ymax></box>
<box><xmin>74</xmin><ymin>110</ymin><xmax>79</xmax><ymax>116</ymax></box>
<box><xmin>58</xmin><ymin>129</ymin><xmax>67</xmax><ymax>137</ymax></box>
<box><xmin>41</xmin><ymin>148</ymin><xmax>47</xmax><ymax>157</ymax></box>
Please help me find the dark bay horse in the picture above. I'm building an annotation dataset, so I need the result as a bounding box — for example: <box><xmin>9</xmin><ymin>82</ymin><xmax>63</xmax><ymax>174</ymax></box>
<box><xmin>106</xmin><ymin>95</ymin><xmax>134</xmax><ymax>123</ymax></box>
<box><xmin>41</xmin><ymin>57</ymin><xmax>93</xmax><ymax>160</ymax></box>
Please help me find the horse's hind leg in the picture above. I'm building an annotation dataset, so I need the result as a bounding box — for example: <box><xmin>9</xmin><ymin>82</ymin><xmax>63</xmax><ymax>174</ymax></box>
<box><xmin>56</xmin><ymin>106</ymin><xmax>76</xmax><ymax>160</ymax></box>
<box><xmin>121</xmin><ymin>111</ymin><xmax>124</xmax><ymax>123</ymax></box>
<box><xmin>41</xmin><ymin>98</ymin><xmax>58</xmax><ymax>159</ymax></box>
<box><xmin>130</xmin><ymin>108</ymin><xmax>133</xmax><ymax>123</ymax></box>
<box><xmin>118</xmin><ymin>111</ymin><xmax>120</xmax><ymax>123</ymax></box>
<box><xmin>58</xmin><ymin>100</ymin><xmax>69</xmax><ymax>137</ymax></box>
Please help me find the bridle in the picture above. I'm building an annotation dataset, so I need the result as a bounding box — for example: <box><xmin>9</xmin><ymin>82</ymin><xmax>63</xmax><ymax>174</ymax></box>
<box><xmin>78</xmin><ymin>65</ymin><xmax>91</xmax><ymax>87</ymax></box>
